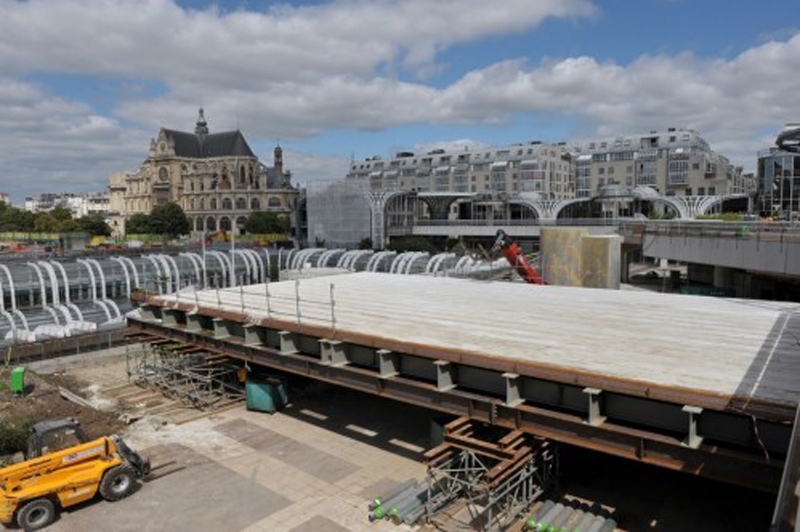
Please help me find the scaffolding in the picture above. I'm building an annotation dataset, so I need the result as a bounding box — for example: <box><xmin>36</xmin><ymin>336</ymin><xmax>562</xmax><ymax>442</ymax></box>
<box><xmin>126</xmin><ymin>341</ymin><xmax>244</xmax><ymax>411</ymax></box>
<box><xmin>423</xmin><ymin>418</ymin><xmax>558</xmax><ymax>532</ymax></box>
<box><xmin>306</xmin><ymin>179</ymin><xmax>371</xmax><ymax>248</ymax></box>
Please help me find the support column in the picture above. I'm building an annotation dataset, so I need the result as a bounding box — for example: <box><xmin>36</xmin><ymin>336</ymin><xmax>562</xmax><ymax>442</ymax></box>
<box><xmin>186</xmin><ymin>313</ymin><xmax>203</xmax><ymax>332</ymax></box>
<box><xmin>377</xmin><ymin>349</ymin><xmax>399</xmax><ymax>378</ymax></box>
<box><xmin>140</xmin><ymin>305</ymin><xmax>159</xmax><ymax>322</ymax></box>
<box><xmin>320</xmin><ymin>339</ymin><xmax>348</xmax><ymax>366</ymax></box>
<box><xmin>583</xmin><ymin>387</ymin><xmax>606</xmax><ymax>426</ymax></box>
<box><xmin>434</xmin><ymin>360</ymin><xmax>456</xmax><ymax>392</ymax></box>
<box><xmin>682</xmin><ymin>405</ymin><xmax>704</xmax><ymax>448</ymax></box>
<box><xmin>503</xmin><ymin>373</ymin><xmax>523</xmax><ymax>407</ymax></box>
<box><xmin>713</xmin><ymin>266</ymin><xmax>734</xmax><ymax>289</ymax></box>
<box><xmin>620</xmin><ymin>247</ymin><xmax>631</xmax><ymax>284</ymax></box>
<box><xmin>162</xmin><ymin>309</ymin><xmax>179</xmax><ymax>326</ymax></box>
<box><xmin>243</xmin><ymin>324</ymin><xmax>263</xmax><ymax>346</ymax></box>
<box><xmin>279</xmin><ymin>330</ymin><xmax>298</xmax><ymax>355</ymax></box>
<box><xmin>212</xmin><ymin>317</ymin><xmax>229</xmax><ymax>339</ymax></box>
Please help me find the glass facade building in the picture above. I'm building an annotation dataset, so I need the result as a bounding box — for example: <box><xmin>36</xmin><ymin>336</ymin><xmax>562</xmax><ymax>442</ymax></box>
<box><xmin>757</xmin><ymin>148</ymin><xmax>800</xmax><ymax>219</ymax></box>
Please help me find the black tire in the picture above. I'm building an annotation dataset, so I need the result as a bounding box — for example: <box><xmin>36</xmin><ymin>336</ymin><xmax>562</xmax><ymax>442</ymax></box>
<box><xmin>99</xmin><ymin>465</ymin><xmax>137</xmax><ymax>502</ymax></box>
<box><xmin>16</xmin><ymin>498</ymin><xmax>56</xmax><ymax>531</ymax></box>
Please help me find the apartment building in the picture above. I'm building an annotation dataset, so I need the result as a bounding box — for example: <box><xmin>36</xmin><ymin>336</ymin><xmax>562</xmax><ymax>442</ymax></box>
<box><xmin>347</xmin><ymin>142</ymin><xmax>575</xmax><ymax>199</ymax></box>
<box><xmin>572</xmin><ymin>128</ymin><xmax>750</xmax><ymax>197</ymax></box>
<box><xmin>349</xmin><ymin>128</ymin><xmax>752</xmax><ymax>200</ymax></box>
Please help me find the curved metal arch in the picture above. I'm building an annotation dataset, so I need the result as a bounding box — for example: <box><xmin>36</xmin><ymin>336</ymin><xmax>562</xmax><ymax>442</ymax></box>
<box><xmin>111</xmin><ymin>257</ymin><xmax>132</xmax><ymax>297</ymax></box>
<box><xmin>207</xmin><ymin>251</ymin><xmax>229</xmax><ymax>288</ymax></box>
<box><xmin>404</xmin><ymin>252</ymin><xmax>430</xmax><ymax>274</ymax></box>
<box><xmin>232</xmin><ymin>250</ymin><xmax>251</xmax><ymax>281</ymax></box>
<box><xmin>12</xmin><ymin>309</ymin><xmax>29</xmax><ymax>331</ymax></box>
<box><xmin>367</xmin><ymin>189</ymin><xmax>417</xmax><ymax>249</ymax></box>
<box><xmin>388</xmin><ymin>252</ymin><xmax>408</xmax><ymax>274</ymax></box>
<box><xmin>153</xmin><ymin>255</ymin><xmax>173</xmax><ymax>293</ymax></box>
<box><xmin>244</xmin><ymin>249</ymin><xmax>264</xmax><ymax>282</ymax></box>
<box><xmin>0</xmin><ymin>264</ymin><xmax>17</xmax><ymax>311</ymax></box>
<box><xmin>142</xmin><ymin>255</ymin><xmax>163</xmax><ymax>294</ymax></box>
<box><xmin>121</xmin><ymin>257</ymin><xmax>140</xmax><ymax>288</ymax></box>
<box><xmin>695</xmin><ymin>194</ymin><xmax>750</xmax><ymax>217</ymax></box>
<box><xmin>161</xmin><ymin>255</ymin><xmax>182</xmax><ymax>291</ymax></box>
<box><xmin>87</xmin><ymin>258</ymin><xmax>110</xmax><ymax>299</ymax></box>
<box><xmin>38</xmin><ymin>261</ymin><xmax>61</xmax><ymax>306</ymax></box>
<box><xmin>178</xmin><ymin>253</ymin><xmax>202</xmax><ymax>287</ymax></box>
<box><xmin>367</xmin><ymin>251</ymin><xmax>396</xmax><ymax>272</ymax></box>
<box><xmin>284</xmin><ymin>249</ymin><xmax>298</xmax><ymax>270</ymax></box>
<box><xmin>27</xmin><ymin>262</ymin><xmax>48</xmax><ymax>307</ymax></box>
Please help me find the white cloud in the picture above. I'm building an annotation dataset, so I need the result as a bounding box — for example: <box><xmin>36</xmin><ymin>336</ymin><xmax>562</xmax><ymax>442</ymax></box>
<box><xmin>0</xmin><ymin>0</ymin><xmax>798</xmax><ymax>200</ymax></box>
<box><xmin>282</xmin><ymin>150</ymin><xmax>351</xmax><ymax>185</ymax></box>
<box><xmin>0</xmin><ymin>78</ymin><xmax>149</xmax><ymax>202</ymax></box>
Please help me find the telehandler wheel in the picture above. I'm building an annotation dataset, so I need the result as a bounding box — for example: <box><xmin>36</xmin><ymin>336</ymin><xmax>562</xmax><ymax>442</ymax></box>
<box><xmin>16</xmin><ymin>498</ymin><xmax>56</xmax><ymax>531</ymax></box>
<box><xmin>99</xmin><ymin>465</ymin><xmax>137</xmax><ymax>501</ymax></box>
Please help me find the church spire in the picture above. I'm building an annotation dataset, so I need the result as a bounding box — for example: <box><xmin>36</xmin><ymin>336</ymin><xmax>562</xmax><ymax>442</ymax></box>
<box><xmin>274</xmin><ymin>142</ymin><xmax>283</xmax><ymax>173</ymax></box>
<box><xmin>195</xmin><ymin>107</ymin><xmax>209</xmax><ymax>136</ymax></box>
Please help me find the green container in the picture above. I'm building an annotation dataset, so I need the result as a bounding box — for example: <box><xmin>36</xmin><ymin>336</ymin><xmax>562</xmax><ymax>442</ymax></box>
<box><xmin>11</xmin><ymin>366</ymin><xmax>25</xmax><ymax>394</ymax></box>
<box><xmin>246</xmin><ymin>377</ymin><xmax>288</xmax><ymax>413</ymax></box>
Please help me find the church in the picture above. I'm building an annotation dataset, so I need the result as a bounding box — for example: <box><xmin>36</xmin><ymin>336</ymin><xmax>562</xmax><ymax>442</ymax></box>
<box><xmin>108</xmin><ymin>109</ymin><xmax>299</xmax><ymax>236</ymax></box>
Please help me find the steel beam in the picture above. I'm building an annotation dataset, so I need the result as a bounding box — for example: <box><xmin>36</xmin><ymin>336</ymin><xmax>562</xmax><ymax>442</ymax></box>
<box><xmin>127</xmin><ymin>316</ymin><xmax>784</xmax><ymax>492</ymax></box>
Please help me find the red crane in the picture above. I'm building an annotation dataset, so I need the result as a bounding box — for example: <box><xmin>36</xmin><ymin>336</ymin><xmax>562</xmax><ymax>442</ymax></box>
<box><xmin>492</xmin><ymin>229</ymin><xmax>544</xmax><ymax>285</ymax></box>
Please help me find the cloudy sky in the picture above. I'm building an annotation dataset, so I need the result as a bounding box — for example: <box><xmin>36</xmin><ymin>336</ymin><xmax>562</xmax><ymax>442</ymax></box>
<box><xmin>1</xmin><ymin>0</ymin><xmax>799</xmax><ymax>202</ymax></box>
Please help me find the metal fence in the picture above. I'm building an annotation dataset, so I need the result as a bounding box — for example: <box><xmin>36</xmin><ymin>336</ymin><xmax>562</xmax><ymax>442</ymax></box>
<box><xmin>2</xmin><ymin>326</ymin><xmax>129</xmax><ymax>365</ymax></box>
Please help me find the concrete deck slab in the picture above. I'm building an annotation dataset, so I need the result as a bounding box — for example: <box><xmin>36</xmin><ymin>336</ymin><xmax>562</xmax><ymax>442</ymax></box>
<box><xmin>157</xmin><ymin>272</ymin><xmax>800</xmax><ymax>410</ymax></box>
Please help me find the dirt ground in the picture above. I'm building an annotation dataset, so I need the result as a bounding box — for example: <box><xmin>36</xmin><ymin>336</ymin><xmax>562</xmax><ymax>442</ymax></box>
<box><xmin>0</xmin><ymin>367</ymin><xmax>124</xmax><ymax>462</ymax></box>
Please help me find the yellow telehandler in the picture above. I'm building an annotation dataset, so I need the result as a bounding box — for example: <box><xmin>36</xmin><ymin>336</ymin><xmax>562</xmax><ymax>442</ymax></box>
<box><xmin>0</xmin><ymin>418</ymin><xmax>150</xmax><ymax>530</ymax></box>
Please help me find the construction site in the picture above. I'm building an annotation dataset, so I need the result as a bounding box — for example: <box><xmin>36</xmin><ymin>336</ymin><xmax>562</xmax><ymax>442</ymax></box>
<box><xmin>1</xmin><ymin>228</ymin><xmax>798</xmax><ymax>531</ymax></box>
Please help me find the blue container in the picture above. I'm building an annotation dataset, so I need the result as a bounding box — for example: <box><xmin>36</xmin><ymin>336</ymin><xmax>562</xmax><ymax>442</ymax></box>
<box><xmin>246</xmin><ymin>377</ymin><xmax>288</xmax><ymax>413</ymax></box>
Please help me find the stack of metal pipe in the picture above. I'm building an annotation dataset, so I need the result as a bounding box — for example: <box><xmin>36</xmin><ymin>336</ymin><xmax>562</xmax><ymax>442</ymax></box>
<box><xmin>366</xmin><ymin>479</ymin><xmax>433</xmax><ymax>524</ymax></box>
<box><xmin>523</xmin><ymin>500</ymin><xmax>617</xmax><ymax>532</ymax></box>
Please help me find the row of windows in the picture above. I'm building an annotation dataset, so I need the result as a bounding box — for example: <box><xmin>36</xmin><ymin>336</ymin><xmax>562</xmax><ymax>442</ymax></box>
<box><xmin>352</xmin><ymin>151</ymin><xmax>564</xmax><ymax>171</ymax></box>
<box><xmin>187</xmin><ymin>197</ymin><xmax>283</xmax><ymax>211</ymax></box>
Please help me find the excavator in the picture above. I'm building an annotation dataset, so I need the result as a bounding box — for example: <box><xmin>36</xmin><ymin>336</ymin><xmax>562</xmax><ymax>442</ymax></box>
<box><xmin>492</xmin><ymin>229</ymin><xmax>545</xmax><ymax>285</ymax></box>
<box><xmin>0</xmin><ymin>418</ymin><xmax>150</xmax><ymax>530</ymax></box>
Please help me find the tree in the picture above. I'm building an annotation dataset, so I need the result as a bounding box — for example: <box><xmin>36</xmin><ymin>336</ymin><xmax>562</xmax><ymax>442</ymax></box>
<box><xmin>148</xmin><ymin>202</ymin><xmax>190</xmax><ymax>238</ymax></box>
<box><xmin>358</xmin><ymin>237</ymin><xmax>373</xmax><ymax>250</ymax></box>
<box><xmin>76</xmin><ymin>214</ymin><xmax>112</xmax><ymax>236</ymax></box>
<box><xmin>126</xmin><ymin>213</ymin><xmax>152</xmax><ymax>234</ymax></box>
<box><xmin>34</xmin><ymin>213</ymin><xmax>58</xmax><ymax>232</ymax></box>
<box><xmin>50</xmin><ymin>206</ymin><xmax>73</xmax><ymax>222</ymax></box>
<box><xmin>244</xmin><ymin>211</ymin><xmax>290</xmax><ymax>234</ymax></box>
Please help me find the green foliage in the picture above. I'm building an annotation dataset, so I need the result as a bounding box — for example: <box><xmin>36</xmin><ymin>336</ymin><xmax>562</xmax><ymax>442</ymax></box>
<box><xmin>358</xmin><ymin>237</ymin><xmax>373</xmax><ymax>250</ymax></box>
<box><xmin>49</xmin><ymin>206</ymin><xmax>73</xmax><ymax>221</ymax></box>
<box><xmin>695</xmin><ymin>212</ymin><xmax>744</xmax><ymax>222</ymax></box>
<box><xmin>75</xmin><ymin>214</ymin><xmax>112</xmax><ymax>236</ymax></box>
<box><xmin>647</xmin><ymin>209</ymin><xmax>677</xmax><ymax>220</ymax></box>
<box><xmin>34</xmin><ymin>213</ymin><xmax>58</xmax><ymax>232</ymax></box>
<box><xmin>0</xmin><ymin>418</ymin><xmax>34</xmax><ymax>457</ymax></box>
<box><xmin>147</xmin><ymin>203</ymin><xmax>190</xmax><ymax>238</ymax></box>
<box><xmin>386</xmin><ymin>235</ymin><xmax>440</xmax><ymax>253</ymax></box>
<box><xmin>245</xmin><ymin>211</ymin><xmax>290</xmax><ymax>235</ymax></box>
<box><xmin>0</xmin><ymin>201</ymin><xmax>111</xmax><ymax>236</ymax></box>
<box><xmin>126</xmin><ymin>213</ymin><xmax>152</xmax><ymax>234</ymax></box>
<box><xmin>314</xmin><ymin>237</ymin><xmax>326</xmax><ymax>248</ymax></box>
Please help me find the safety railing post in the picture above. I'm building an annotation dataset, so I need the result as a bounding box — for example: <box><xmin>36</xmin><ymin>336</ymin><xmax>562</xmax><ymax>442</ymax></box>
<box><xmin>265</xmin><ymin>282</ymin><xmax>271</xmax><ymax>319</ymax></box>
<box><xmin>330</xmin><ymin>283</ymin><xmax>336</xmax><ymax>334</ymax></box>
<box><xmin>295</xmin><ymin>280</ymin><xmax>301</xmax><ymax>324</ymax></box>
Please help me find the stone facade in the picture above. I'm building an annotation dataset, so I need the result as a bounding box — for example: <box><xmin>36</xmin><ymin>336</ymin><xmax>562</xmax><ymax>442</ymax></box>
<box><xmin>347</xmin><ymin>142</ymin><xmax>575</xmax><ymax>199</ymax></box>
<box><xmin>108</xmin><ymin>109</ymin><xmax>298</xmax><ymax>236</ymax></box>
<box><xmin>347</xmin><ymin>128</ymin><xmax>754</xmax><ymax>201</ymax></box>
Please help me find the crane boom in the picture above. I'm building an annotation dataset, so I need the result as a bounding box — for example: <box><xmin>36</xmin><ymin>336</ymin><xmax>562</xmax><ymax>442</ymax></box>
<box><xmin>492</xmin><ymin>229</ymin><xmax>544</xmax><ymax>285</ymax></box>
